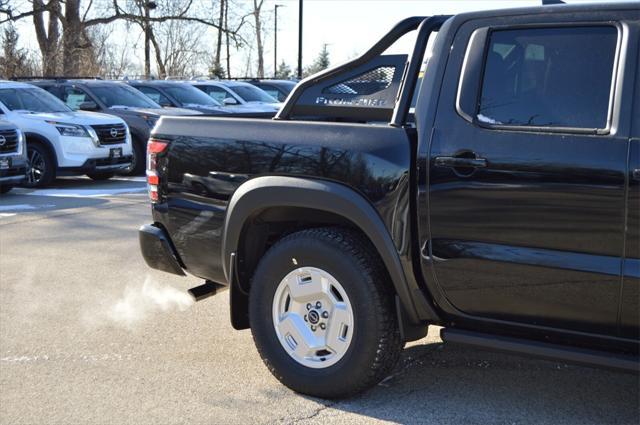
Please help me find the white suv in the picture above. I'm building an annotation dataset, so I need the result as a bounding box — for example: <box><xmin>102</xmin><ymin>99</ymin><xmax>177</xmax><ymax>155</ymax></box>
<box><xmin>0</xmin><ymin>81</ymin><xmax>133</xmax><ymax>187</ymax></box>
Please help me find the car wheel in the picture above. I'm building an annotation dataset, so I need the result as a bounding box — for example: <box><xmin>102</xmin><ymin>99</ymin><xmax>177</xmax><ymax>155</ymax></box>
<box><xmin>249</xmin><ymin>227</ymin><xmax>403</xmax><ymax>398</ymax></box>
<box><xmin>25</xmin><ymin>143</ymin><xmax>55</xmax><ymax>188</ymax></box>
<box><xmin>86</xmin><ymin>172</ymin><xmax>115</xmax><ymax>181</ymax></box>
<box><xmin>122</xmin><ymin>139</ymin><xmax>145</xmax><ymax>176</ymax></box>
<box><xmin>0</xmin><ymin>185</ymin><xmax>13</xmax><ymax>194</ymax></box>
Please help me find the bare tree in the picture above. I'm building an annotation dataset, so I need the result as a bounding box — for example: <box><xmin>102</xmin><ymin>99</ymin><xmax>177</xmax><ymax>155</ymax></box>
<box><xmin>1</xmin><ymin>0</ymin><xmax>246</xmax><ymax>77</ymax></box>
<box><xmin>252</xmin><ymin>0</ymin><xmax>265</xmax><ymax>78</ymax></box>
<box><xmin>32</xmin><ymin>0</ymin><xmax>61</xmax><ymax>75</ymax></box>
<box><xmin>212</xmin><ymin>0</ymin><xmax>225</xmax><ymax>77</ymax></box>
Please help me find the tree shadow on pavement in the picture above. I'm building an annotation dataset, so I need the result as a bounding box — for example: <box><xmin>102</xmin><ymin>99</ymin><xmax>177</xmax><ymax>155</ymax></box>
<box><xmin>303</xmin><ymin>340</ymin><xmax>640</xmax><ymax>424</ymax></box>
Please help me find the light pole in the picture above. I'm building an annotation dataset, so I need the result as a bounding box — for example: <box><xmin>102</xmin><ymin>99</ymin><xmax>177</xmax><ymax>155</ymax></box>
<box><xmin>297</xmin><ymin>0</ymin><xmax>303</xmax><ymax>79</ymax></box>
<box><xmin>274</xmin><ymin>4</ymin><xmax>284</xmax><ymax>78</ymax></box>
<box><xmin>144</xmin><ymin>1</ymin><xmax>157</xmax><ymax>79</ymax></box>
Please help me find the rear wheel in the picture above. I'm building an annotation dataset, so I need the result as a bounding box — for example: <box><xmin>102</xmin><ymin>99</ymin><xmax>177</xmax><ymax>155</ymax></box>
<box><xmin>249</xmin><ymin>227</ymin><xmax>402</xmax><ymax>398</ymax></box>
<box><xmin>86</xmin><ymin>172</ymin><xmax>115</xmax><ymax>181</ymax></box>
<box><xmin>25</xmin><ymin>143</ymin><xmax>55</xmax><ymax>188</ymax></box>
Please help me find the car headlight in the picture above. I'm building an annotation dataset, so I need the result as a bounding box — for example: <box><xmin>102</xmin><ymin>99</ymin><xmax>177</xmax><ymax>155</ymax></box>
<box><xmin>16</xmin><ymin>128</ymin><xmax>25</xmax><ymax>156</ymax></box>
<box><xmin>47</xmin><ymin>121</ymin><xmax>90</xmax><ymax>138</ymax></box>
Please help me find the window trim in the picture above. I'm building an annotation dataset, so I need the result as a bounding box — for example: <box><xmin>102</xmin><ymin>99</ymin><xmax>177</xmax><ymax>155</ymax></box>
<box><xmin>459</xmin><ymin>22</ymin><xmax>623</xmax><ymax>136</ymax></box>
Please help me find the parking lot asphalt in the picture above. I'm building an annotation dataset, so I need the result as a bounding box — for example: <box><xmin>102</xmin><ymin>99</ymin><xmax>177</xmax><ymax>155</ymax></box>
<box><xmin>0</xmin><ymin>177</ymin><xmax>638</xmax><ymax>425</ymax></box>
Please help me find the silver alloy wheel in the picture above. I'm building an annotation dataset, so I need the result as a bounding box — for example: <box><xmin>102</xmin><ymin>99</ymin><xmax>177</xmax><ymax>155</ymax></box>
<box><xmin>272</xmin><ymin>266</ymin><xmax>354</xmax><ymax>369</ymax></box>
<box><xmin>26</xmin><ymin>147</ymin><xmax>45</xmax><ymax>185</ymax></box>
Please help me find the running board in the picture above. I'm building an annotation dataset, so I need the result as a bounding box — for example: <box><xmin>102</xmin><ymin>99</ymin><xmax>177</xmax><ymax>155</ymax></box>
<box><xmin>441</xmin><ymin>328</ymin><xmax>639</xmax><ymax>372</ymax></box>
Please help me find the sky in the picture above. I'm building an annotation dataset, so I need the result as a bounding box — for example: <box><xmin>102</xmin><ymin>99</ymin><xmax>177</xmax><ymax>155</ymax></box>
<box><xmin>10</xmin><ymin>0</ymin><xmax>628</xmax><ymax>77</ymax></box>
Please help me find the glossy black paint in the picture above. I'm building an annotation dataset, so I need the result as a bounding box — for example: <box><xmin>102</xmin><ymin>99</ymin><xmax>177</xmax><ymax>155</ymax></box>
<box><xmin>412</xmin><ymin>7</ymin><xmax>639</xmax><ymax>352</ymax></box>
<box><xmin>152</xmin><ymin>118</ymin><xmax>414</xmax><ymax>285</ymax></box>
<box><xmin>145</xmin><ymin>2</ymin><xmax>640</xmax><ymax>355</ymax></box>
<box><xmin>138</xmin><ymin>224</ymin><xmax>186</xmax><ymax>276</ymax></box>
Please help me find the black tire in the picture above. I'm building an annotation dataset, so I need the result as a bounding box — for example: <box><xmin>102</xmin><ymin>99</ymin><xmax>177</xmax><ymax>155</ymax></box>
<box><xmin>25</xmin><ymin>142</ymin><xmax>55</xmax><ymax>188</ymax></box>
<box><xmin>86</xmin><ymin>172</ymin><xmax>115</xmax><ymax>181</ymax></box>
<box><xmin>122</xmin><ymin>139</ymin><xmax>145</xmax><ymax>176</ymax></box>
<box><xmin>0</xmin><ymin>185</ymin><xmax>13</xmax><ymax>194</ymax></box>
<box><xmin>249</xmin><ymin>227</ymin><xmax>403</xmax><ymax>398</ymax></box>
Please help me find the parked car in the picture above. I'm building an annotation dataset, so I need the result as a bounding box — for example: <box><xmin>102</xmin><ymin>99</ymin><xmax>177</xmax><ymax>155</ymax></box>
<box><xmin>139</xmin><ymin>2</ymin><xmax>640</xmax><ymax>399</ymax></box>
<box><xmin>125</xmin><ymin>80</ymin><xmax>237</xmax><ymax>115</ymax></box>
<box><xmin>191</xmin><ymin>80</ymin><xmax>282</xmax><ymax>112</ymax></box>
<box><xmin>0</xmin><ymin>119</ymin><xmax>27</xmax><ymax>194</ymax></box>
<box><xmin>0</xmin><ymin>81</ymin><xmax>132</xmax><ymax>186</ymax></box>
<box><xmin>29</xmin><ymin>79</ymin><xmax>200</xmax><ymax>175</ymax></box>
<box><xmin>247</xmin><ymin>79</ymin><xmax>297</xmax><ymax>102</ymax></box>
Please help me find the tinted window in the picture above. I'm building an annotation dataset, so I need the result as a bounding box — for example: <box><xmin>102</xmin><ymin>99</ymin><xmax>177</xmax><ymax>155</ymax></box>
<box><xmin>63</xmin><ymin>87</ymin><xmax>91</xmax><ymax>110</ymax></box>
<box><xmin>164</xmin><ymin>84</ymin><xmax>222</xmax><ymax>107</ymax></box>
<box><xmin>136</xmin><ymin>86</ymin><xmax>173</xmax><ymax>106</ymax></box>
<box><xmin>197</xmin><ymin>85</ymin><xmax>230</xmax><ymax>103</ymax></box>
<box><xmin>0</xmin><ymin>88</ymin><xmax>71</xmax><ymax>112</ymax></box>
<box><xmin>478</xmin><ymin>26</ymin><xmax>617</xmax><ymax>129</ymax></box>
<box><xmin>91</xmin><ymin>85</ymin><xmax>160</xmax><ymax>109</ymax></box>
<box><xmin>256</xmin><ymin>84</ymin><xmax>283</xmax><ymax>101</ymax></box>
<box><xmin>231</xmin><ymin>85</ymin><xmax>277</xmax><ymax>103</ymax></box>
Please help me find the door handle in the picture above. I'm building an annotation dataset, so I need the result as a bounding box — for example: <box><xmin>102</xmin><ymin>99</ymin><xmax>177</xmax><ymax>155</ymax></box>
<box><xmin>434</xmin><ymin>156</ymin><xmax>488</xmax><ymax>168</ymax></box>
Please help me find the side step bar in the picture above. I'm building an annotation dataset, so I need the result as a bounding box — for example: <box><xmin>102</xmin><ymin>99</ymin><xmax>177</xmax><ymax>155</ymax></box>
<box><xmin>441</xmin><ymin>328</ymin><xmax>639</xmax><ymax>372</ymax></box>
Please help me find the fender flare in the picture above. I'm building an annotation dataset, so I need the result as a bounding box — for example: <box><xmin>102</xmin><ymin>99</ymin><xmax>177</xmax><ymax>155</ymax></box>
<box><xmin>222</xmin><ymin>176</ymin><xmax>424</xmax><ymax>323</ymax></box>
<box><xmin>24</xmin><ymin>132</ymin><xmax>59</xmax><ymax>168</ymax></box>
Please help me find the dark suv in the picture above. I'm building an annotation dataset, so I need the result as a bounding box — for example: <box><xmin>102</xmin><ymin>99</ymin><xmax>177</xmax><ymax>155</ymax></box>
<box><xmin>248</xmin><ymin>79</ymin><xmax>297</xmax><ymax>102</ymax></box>
<box><xmin>126</xmin><ymin>80</ymin><xmax>234</xmax><ymax>115</ymax></box>
<box><xmin>30</xmin><ymin>79</ymin><xmax>201</xmax><ymax>175</ymax></box>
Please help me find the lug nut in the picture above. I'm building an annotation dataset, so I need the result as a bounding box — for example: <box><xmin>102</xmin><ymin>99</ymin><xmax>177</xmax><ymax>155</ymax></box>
<box><xmin>320</xmin><ymin>323</ymin><xmax>326</xmax><ymax>330</ymax></box>
<box><xmin>306</xmin><ymin>303</ymin><xmax>312</xmax><ymax>310</ymax></box>
<box><xmin>310</xmin><ymin>325</ymin><xmax>317</xmax><ymax>332</ymax></box>
<box><xmin>315</xmin><ymin>301</ymin><xmax>322</xmax><ymax>309</ymax></box>
<box><xmin>304</xmin><ymin>314</ymin><xmax>308</xmax><ymax>322</ymax></box>
<box><xmin>322</xmin><ymin>311</ymin><xmax>329</xmax><ymax>319</ymax></box>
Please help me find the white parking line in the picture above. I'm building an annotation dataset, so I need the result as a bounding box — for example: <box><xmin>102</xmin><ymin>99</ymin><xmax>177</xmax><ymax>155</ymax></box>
<box><xmin>0</xmin><ymin>203</ymin><xmax>57</xmax><ymax>216</ymax></box>
<box><xmin>25</xmin><ymin>187</ymin><xmax>146</xmax><ymax>198</ymax></box>
<box><xmin>0</xmin><ymin>204</ymin><xmax>39</xmax><ymax>211</ymax></box>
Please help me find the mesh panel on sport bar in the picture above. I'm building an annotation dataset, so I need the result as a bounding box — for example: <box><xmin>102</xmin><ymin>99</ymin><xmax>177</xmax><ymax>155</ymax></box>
<box><xmin>324</xmin><ymin>66</ymin><xmax>396</xmax><ymax>95</ymax></box>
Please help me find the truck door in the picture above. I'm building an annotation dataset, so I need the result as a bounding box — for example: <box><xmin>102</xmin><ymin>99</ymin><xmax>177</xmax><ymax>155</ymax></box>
<box><xmin>619</xmin><ymin>38</ymin><xmax>640</xmax><ymax>340</ymax></box>
<box><xmin>426</xmin><ymin>20</ymin><xmax>635</xmax><ymax>335</ymax></box>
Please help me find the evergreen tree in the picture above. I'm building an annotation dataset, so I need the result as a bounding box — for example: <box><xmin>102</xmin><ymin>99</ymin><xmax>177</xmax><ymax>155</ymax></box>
<box><xmin>275</xmin><ymin>61</ymin><xmax>292</xmax><ymax>79</ymax></box>
<box><xmin>0</xmin><ymin>25</ymin><xmax>30</xmax><ymax>79</ymax></box>
<box><xmin>304</xmin><ymin>44</ymin><xmax>330</xmax><ymax>77</ymax></box>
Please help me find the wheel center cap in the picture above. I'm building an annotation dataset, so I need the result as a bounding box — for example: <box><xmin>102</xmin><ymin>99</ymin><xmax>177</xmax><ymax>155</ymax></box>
<box><xmin>308</xmin><ymin>310</ymin><xmax>320</xmax><ymax>324</ymax></box>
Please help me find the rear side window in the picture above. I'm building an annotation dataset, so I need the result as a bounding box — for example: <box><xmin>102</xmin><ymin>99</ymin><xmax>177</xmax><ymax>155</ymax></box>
<box><xmin>137</xmin><ymin>86</ymin><xmax>172</xmax><ymax>106</ymax></box>
<box><xmin>257</xmin><ymin>85</ymin><xmax>283</xmax><ymax>101</ymax></box>
<box><xmin>198</xmin><ymin>86</ymin><xmax>228</xmax><ymax>103</ymax></box>
<box><xmin>478</xmin><ymin>26</ymin><xmax>618</xmax><ymax>130</ymax></box>
<box><xmin>63</xmin><ymin>87</ymin><xmax>91</xmax><ymax>110</ymax></box>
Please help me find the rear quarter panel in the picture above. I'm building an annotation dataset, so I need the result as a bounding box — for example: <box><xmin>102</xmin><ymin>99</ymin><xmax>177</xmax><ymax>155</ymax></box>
<box><xmin>151</xmin><ymin>117</ymin><xmax>414</xmax><ymax>283</ymax></box>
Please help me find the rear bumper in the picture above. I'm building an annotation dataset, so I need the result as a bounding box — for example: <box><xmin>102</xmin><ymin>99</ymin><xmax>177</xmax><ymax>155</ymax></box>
<box><xmin>139</xmin><ymin>224</ymin><xmax>186</xmax><ymax>276</ymax></box>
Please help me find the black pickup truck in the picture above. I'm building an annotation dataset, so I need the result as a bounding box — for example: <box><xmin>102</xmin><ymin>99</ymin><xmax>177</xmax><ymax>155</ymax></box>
<box><xmin>140</xmin><ymin>2</ymin><xmax>640</xmax><ymax>398</ymax></box>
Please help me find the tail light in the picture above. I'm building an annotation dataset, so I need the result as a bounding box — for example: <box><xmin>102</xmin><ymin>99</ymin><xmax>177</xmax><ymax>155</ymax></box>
<box><xmin>147</xmin><ymin>138</ymin><xmax>168</xmax><ymax>202</ymax></box>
